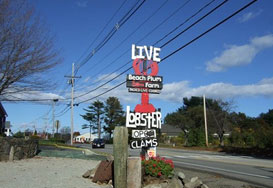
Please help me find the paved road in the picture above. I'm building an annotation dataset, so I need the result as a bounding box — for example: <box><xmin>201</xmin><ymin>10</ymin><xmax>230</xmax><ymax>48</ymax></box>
<box><xmin>76</xmin><ymin>144</ymin><xmax>273</xmax><ymax>187</ymax></box>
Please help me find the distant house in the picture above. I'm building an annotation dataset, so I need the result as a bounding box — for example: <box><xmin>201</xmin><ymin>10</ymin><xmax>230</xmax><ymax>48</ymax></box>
<box><xmin>73</xmin><ymin>132</ymin><xmax>98</xmax><ymax>143</ymax></box>
<box><xmin>0</xmin><ymin>102</ymin><xmax>8</xmax><ymax>135</ymax></box>
<box><xmin>4</xmin><ymin>121</ymin><xmax>12</xmax><ymax>136</ymax></box>
<box><xmin>160</xmin><ymin>124</ymin><xmax>182</xmax><ymax>137</ymax></box>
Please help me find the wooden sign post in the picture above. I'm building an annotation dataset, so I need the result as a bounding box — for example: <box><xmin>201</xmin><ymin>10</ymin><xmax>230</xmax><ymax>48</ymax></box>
<box><xmin>113</xmin><ymin>126</ymin><xmax>128</xmax><ymax>188</ymax></box>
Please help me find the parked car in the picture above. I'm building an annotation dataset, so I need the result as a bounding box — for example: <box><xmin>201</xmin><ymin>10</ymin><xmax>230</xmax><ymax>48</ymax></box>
<box><xmin>92</xmin><ymin>138</ymin><xmax>105</xmax><ymax>148</ymax></box>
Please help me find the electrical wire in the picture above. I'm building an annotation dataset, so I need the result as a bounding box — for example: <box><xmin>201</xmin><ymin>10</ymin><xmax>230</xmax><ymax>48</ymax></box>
<box><xmin>75</xmin><ymin>0</ymin><xmax>128</xmax><ymax>65</ymax></box>
<box><xmin>73</xmin><ymin>0</ymin><xmax>226</xmax><ymax>99</ymax></box>
<box><xmin>75</xmin><ymin>0</ymin><xmax>146</xmax><ymax>74</ymax></box>
<box><xmin>82</xmin><ymin>0</ymin><xmax>192</xmax><ymax>83</ymax></box>
<box><xmin>87</xmin><ymin>0</ymin><xmax>215</xmax><ymax>87</ymax></box>
<box><xmin>76</xmin><ymin>0</ymin><xmax>258</xmax><ymax>104</ymax></box>
<box><xmin>55</xmin><ymin>106</ymin><xmax>71</xmax><ymax>117</ymax></box>
<box><xmin>80</xmin><ymin>0</ymin><xmax>170</xmax><ymax>77</ymax></box>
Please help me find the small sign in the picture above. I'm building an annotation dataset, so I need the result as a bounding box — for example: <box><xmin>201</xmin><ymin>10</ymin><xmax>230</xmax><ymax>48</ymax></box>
<box><xmin>126</xmin><ymin>106</ymin><xmax>161</xmax><ymax>129</ymax></box>
<box><xmin>131</xmin><ymin>44</ymin><xmax>161</xmax><ymax>62</ymax></box>
<box><xmin>148</xmin><ymin>147</ymin><xmax>156</xmax><ymax>158</ymax></box>
<box><xmin>130</xmin><ymin>139</ymin><xmax>158</xmax><ymax>149</ymax></box>
<box><xmin>126</xmin><ymin>81</ymin><xmax>163</xmax><ymax>89</ymax></box>
<box><xmin>128</xmin><ymin>88</ymin><xmax>161</xmax><ymax>94</ymax></box>
<box><xmin>127</xmin><ymin>74</ymin><xmax>163</xmax><ymax>82</ymax></box>
<box><xmin>132</xmin><ymin>129</ymin><xmax>156</xmax><ymax>138</ymax></box>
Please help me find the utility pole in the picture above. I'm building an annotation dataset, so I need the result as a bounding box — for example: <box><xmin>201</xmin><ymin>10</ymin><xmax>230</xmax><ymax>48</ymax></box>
<box><xmin>43</xmin><ymin>116</ymin><xmax>48</xmax><ymax>139</ymax></box>
<box><xmin>203</xmin><ymin>95</ymin><xmax>209</xmax><ymax>147</ymax></box>
<box><xmin>52</xmin><ymin>99</ymin><xmax>58</xmax><ymax>138</ymax></box>
<box><xmin>65</xmin><ymin>63</ymin><xmax>81</xmax><ymax>145</ymax></box>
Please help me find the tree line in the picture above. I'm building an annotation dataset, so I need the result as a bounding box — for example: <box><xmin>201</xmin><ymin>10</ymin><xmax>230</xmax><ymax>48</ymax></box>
<box><xmin>164</xmin><ymin>96</ymin><xmax>273</xmax><ymax>149</ymax></box>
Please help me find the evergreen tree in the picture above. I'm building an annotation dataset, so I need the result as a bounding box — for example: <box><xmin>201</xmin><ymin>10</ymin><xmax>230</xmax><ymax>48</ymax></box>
<box><xmin>81</xmin><ymin>100</ymin><xmax>104</xmax><ymax>139</ymax></box>
<box><xmin>104</xmin><ymin>97</ymin><xmax>124</xmax><ymax>138</ymax></box>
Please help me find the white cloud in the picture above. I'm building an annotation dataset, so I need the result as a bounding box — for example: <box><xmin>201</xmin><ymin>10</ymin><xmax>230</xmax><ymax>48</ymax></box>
<box><xmin>2</xmin><ymin>90</ymin><xmax>64</xmax><ymax>103</ymax></box>
<box><xmin>74</xmin><ymin>77</ymin><xmax>273</xmax><ymax>105</ymax></box>
<box><xmin>76</xmin><ymin>1</ymin><xmax>88</xmax><ymax>8</ymax></box>
<box><xmin>238</xmin><ymin>10</ymin><xmax>262</xmax><ymax>23</ymax></box>
<box><xmin>206</xmin><ymin>34</ymin><xmax>273</xmax><ymax>72</ymax></box>
<box><xmin>152</xmin><ymin>78</ymin><xmax>273</xmax><ymax>103</ymax></box>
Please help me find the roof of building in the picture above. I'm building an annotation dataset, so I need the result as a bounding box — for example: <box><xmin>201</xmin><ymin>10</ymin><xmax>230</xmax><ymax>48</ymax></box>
<box><xmin>0</xmin><ymin>102</ymin><xmax>7</xmax><ymax>117</ymax></box>
<box><xmin>161</xmin><ymin>124</ymin><xmax>182</xmax><ymax>137</ymax></box>
<box><xmin>75</xmin><ymin>132</ymin><xmax>98</xmax><ymax>139</ymax></box>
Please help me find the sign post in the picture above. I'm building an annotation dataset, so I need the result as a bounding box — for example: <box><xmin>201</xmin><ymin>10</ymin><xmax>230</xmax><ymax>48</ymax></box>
<box><xmin>113</xmin><ymin>126</ymin><xmax>128</xmax><ymax>188</ymax></box>
<box><xmin>126</xmin><ymin>44</ymin><xmax>163</xmax><ymax>158</ymax></box>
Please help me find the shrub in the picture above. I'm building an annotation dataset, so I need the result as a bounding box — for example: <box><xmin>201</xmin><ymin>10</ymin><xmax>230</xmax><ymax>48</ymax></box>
<box><xmin>141</xmin><ymin>156</ymin><xmax>174</xmax><ymax>178</ymax></box>
<box><xmin>13</xmin><ymin>131</ymin><xmax>24</xmax><ymax>138</ymax></box>
<box><xmin>49</xmin><ymin>137</ymin><xmax>65</xmax><ymax>144</ymax></box>
<box><xmin>187</xmin><ymin>128</ymin><xmax>206</xmax><ymax>147</ymax></box>
<box><xmin>30</xmin><ymin>135</ymin><xmax>40</xmax><ymax>140</ymax></box>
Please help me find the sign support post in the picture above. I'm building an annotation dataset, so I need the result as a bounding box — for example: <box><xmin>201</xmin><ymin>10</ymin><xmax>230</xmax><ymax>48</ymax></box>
<box><xmin>113</xmin><ymin>126</ymin><xmax>128</xmax><ymax>188</ymax></box>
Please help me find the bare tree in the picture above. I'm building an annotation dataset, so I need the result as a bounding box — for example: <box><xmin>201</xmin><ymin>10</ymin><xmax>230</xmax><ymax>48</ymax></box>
<box><xmin>0</xmin><ymin>0</ymin><xmax>61</xmax><ymax>97</ymax></box>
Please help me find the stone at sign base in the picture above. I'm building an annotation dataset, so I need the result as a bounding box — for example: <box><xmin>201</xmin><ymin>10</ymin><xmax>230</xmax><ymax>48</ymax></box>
<box><xmin>127</xmin><ymin>157</ymin><xmax>142</xmax><ymax>188</ymax></box>
<box><xmin>92</xmin><ymin>160</ymin><xmax>113</xmax><ymax>183</ymax></box>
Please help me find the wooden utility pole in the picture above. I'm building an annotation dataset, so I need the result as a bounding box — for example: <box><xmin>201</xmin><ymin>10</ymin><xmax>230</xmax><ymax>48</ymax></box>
<box><xmin>52</xmin><ymin>99</ymin><xmax>58</xmax><ymax>138</ymax></box>
<box><xmin>65</xmin><ymin>63</ymin><xmax>81</xmax><ymax>145</ymax></box>
<box><xmin>203</xmin><ymin>95</ymin><xmax>209</xmax><ymax>147</ymax></box>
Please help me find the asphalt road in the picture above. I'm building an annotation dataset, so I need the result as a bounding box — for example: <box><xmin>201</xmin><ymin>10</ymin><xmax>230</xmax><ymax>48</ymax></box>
<box><xmin>76</xmin><ymin>144</ymin><xmax>273</xmax><ymax>187</ymax></box>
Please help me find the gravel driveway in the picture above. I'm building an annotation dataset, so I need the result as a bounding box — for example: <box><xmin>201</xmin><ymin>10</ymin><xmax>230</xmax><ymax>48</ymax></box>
<box><xmin>0</xmin><ymin>156</ymin><xmax>108</xmax><ymax>188</ymax></box>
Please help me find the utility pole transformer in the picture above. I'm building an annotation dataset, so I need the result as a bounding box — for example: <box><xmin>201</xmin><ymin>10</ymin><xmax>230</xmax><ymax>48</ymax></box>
<box><xmin>65</xmin><ymin>63</ymin><xmax>81</xmax><ymax>145</ymax></box>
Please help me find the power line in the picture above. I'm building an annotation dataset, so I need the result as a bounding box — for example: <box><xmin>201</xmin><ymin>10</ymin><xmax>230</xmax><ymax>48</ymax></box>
<box><xmin>75</xmin><ymin>0</ymin><xmax>258</xmax><ymax>105</ymax></box>
<box><xmin>73</xmin><ymin>0</ymin><xmax>225</xmax><ymax>99</ymax></box>
<box><xmin>55</xmin><ymin>106</ymin><xmax>71</xmax><ymax>117</ymax></box>
<box><xmin>75</xmin><ymin>0</ymin><xmax>146</xmax><ymax>74</ymax></box>
<box><xmin>82</xmin><ymin>0</ymin><xmax>192</xmax><ymax>82</ymax></box>
<box><xmin>75</xmin><ymin>0</ymin><xmax>128</xmax><ymax>65</ymax></box>
<box><xmin>87</xmin><ymin>0</ymin><xmax>215</xmax><ymax>87</ymax></box>
<box><xmin>160</xmin><ymin>0</ymin><xmax>228</xmax><ymax>48</ymax></box>
<box><xmin>80</xmin><ymin>0</ymin><xmax>170</xmax><ymax>77</ymax></box>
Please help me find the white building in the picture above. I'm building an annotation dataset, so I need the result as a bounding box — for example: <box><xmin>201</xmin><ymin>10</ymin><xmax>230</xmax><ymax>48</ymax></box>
<box><xmin>74</xmin><ymin>133</ymin><xmax>98</xmax><ymax>143</ymax></box>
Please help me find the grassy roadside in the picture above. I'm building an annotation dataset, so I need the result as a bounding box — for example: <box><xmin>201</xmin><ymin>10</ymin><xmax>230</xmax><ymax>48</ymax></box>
<box><xmin>39</xmin><ymin>140</ymin><xmax>111</xmax><ymax>157</ymax></box>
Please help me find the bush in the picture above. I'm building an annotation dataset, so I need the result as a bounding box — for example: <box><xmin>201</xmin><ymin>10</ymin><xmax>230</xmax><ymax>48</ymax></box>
<box><xmin>141</xmin><ymin>156</ymin><xmax>174</xmax><ymax>178</ymax></box>
<box><xmin>30</xmin><ymin>135</ymin><xmax>40</xmax><ymax>140</ymax></box>
<box><xmin>13</xmin><ymin>131</ymin><xmax>24</xmax><ymax>138</ymax></box>
<box><xmin>187</xmin><ymin>128</ymin><xmax>206</xmax><ymax>147</ymax></box>
<box><xmin>49</xmin><ymin>137</ymin><xmax>65</xmax><ymax>144</ymax></box>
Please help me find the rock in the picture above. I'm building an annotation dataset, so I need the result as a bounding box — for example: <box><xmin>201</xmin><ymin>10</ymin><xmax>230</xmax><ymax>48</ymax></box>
<box><xmin>201</xmin><ymin>184</ymin><xmax>209</xmax><ymax>188</ymax></box>
<box><xmin>9</xmin><ymin>146</ymin><xmax>14</xmax><ymax>161</ymax></box>
<box><xmin>190</xmin><ymin>177</ymin><xmax>199</xmax><ymax>183</ymax></box>
<box><xmin>82</xmin><ymin>169</ymin><xmax>92</xmax><ymax>178</ymax></box>
<box><xmin>177</xmin><ymin>172</ymin><xmax>186</xmax><ymax>180</ymax></box>
<box><xmin>0</xmin><ymin>138</ymin><xmax>38</xmax><ymax>161</ymax></box>
<box><xmin>185</xmin><ymin>177</ymin><xmax>202</xmax><ymax>188</ymax></box>
<box><xmin>106</xmin><ymin>155</ymin><xmax>114</xmax><ymax>161</ymax></box>
<box><xmin>143</xmin><ymin>184</ymin><xmax>164</xmax><ymax>188</ymax></box>
<box><xmin>83</xmin><ymin>149</ymin><xmax>95</xmax><ymax>156</ymax></box>
<box><xmin>89</xmin><ymin>163</ymin><xmax>100</xmax><ymax>179</ymax></box>
<box><xmin>169</xmin><ymin>177</ymin><xmax>184</xmax><ymax>188</ymax></box>
<box><xmin>177</xmin><ymin>171</ymin><xmax>186</xmax><ymax>185</ymax></box>
<box><xmin>92</xmin><ymin>160</ymin><xmax>113</xmax><ymax>183</ymax></box>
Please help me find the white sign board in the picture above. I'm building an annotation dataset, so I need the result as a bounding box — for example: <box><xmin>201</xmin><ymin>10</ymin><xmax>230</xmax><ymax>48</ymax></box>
<box><xmin>132</xmin><ymin>129</ymin><xmax>156</xmax><ymax>138</ymax></box>
<box><xmin>126</xmin><ymin>106</ymin><xmax>161</xmax><ymax>129</ymax></box>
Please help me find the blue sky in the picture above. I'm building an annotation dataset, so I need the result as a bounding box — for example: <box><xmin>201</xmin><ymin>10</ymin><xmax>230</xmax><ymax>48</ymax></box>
<box><xmin>2</xmin><ymin>0</ymin><xmax>273</xmax><ymax>134</ymax></box>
